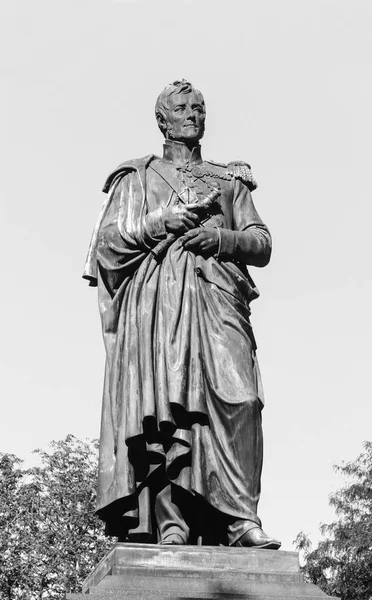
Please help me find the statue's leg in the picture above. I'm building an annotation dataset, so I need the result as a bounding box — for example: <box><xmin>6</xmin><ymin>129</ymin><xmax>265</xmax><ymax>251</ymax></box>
<box><xmin>155</xmin><ymin>484</ymin><xmax>190</xmax><ymax>544</ymax></box>
<box><xmin>225</xmin><ymin>396</ymin><xmax>263</xmax><ymax>547</ymax></box>
<box><xmin>227</xmin><ymin>517</ymin><xmax>262</xmax><ymax>546</ymax></box>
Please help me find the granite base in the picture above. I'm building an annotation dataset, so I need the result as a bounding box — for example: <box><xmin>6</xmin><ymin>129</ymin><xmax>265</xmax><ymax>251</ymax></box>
<box><xmin>66</xmin><ymin>542</ymin><xmax>337</xmax><ymax>599</ymax></box>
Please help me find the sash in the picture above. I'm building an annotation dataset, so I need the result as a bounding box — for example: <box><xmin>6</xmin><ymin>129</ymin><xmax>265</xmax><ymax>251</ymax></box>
<box><xmin>149</xmin><ymin>161</ymin><xmax>199</xmax><ymax>205</ymax></box>
<box><xmin>149</xmin><ymin>161</ymin><xmax>221</xmax><ymax>259</ymax></box>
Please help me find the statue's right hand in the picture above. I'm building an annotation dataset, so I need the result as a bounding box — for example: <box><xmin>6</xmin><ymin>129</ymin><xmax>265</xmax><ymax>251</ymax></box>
<box><xmin>162</xmin><ymin>205</ymin><xmax>200</xmax><ymax>234</ymax></box>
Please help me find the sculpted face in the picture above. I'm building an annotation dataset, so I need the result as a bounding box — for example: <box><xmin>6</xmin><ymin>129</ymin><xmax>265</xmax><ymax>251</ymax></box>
<box><xmin>164</xmin><ymin>91</ymin><xmax>205</xmax><ymax>144</ymax></box>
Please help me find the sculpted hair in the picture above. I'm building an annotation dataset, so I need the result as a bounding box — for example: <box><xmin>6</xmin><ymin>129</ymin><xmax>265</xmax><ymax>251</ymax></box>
<box><xmin>155</xmin><ymin>79</ymin><xmax>205</xmax><ymax>135</ymax></box>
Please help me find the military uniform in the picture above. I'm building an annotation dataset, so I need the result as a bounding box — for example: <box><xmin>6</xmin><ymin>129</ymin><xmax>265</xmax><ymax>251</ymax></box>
<box><xmin>84</xmin><ymin>139</ymin><xmax>272</xmax><ymax>546</ymax></box>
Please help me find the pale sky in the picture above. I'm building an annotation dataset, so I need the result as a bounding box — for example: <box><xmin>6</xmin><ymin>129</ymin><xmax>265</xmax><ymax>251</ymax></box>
<box><xmin>1</xmin><ymin>0</ymin><xmax>372</xmax><ymax>553</ymax></box>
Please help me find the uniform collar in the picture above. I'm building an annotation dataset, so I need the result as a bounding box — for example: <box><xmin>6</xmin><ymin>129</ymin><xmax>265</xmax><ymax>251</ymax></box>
<box><xmin>162</xmin><ymin>139</ymin><xmax>203</xmax><ymax>166</ymax></box>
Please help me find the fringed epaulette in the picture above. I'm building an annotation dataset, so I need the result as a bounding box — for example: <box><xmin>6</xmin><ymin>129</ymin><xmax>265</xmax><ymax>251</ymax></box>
<box><xmin>206</xmin><ymin>159</ymin><xmax>258</xmax><ymax>191</ymax></box>
<box><xmin>226</xmin><ymin>161</ymin><xmax>258</xmax><ymax>191</ymax></box>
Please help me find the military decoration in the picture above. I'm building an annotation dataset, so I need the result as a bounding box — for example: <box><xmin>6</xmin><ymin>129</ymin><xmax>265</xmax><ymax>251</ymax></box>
<box><xmin>226</xmin><ymin>161</ymin><xmax>258</xmax><ymax>191</ymax></box>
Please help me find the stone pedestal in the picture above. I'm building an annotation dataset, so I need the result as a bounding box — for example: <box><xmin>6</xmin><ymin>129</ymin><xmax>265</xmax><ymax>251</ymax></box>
<box><xmin>66</xmin><ymin>542</ymin><xmax>337</xmax><ymax>599</ymax></box>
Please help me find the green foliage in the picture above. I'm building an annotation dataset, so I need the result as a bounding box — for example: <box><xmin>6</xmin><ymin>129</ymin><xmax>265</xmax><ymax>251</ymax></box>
<box><xmin>294</xmin><ymin>441</ymin><xmax>372</xmax><ymax>600</ymax></box>
<box><xmin>0</xmin><ymin>436</ymin><xmax>112</xmax><ymax>599</ymax></box>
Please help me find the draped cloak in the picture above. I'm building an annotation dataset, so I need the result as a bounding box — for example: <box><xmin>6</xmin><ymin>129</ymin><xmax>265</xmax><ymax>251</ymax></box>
<box><xmin>84</xmin><ymin>154</ymin><xmax>272</xmax><ymax>541</ymax></box>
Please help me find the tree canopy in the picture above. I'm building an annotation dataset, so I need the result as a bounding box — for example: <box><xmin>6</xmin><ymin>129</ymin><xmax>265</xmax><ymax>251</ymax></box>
<box><xmin>294</xmin><ymin>441</ymin><xmax>372</xmax><ymax>600</ymax></box>
<box><xmin>0</xmin><ymin>435</ymin><xmax>112</xmax><ymax>599</ymax></box>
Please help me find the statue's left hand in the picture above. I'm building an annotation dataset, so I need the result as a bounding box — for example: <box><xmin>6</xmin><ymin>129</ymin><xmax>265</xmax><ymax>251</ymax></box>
<box><xmin>181</xmin><ymin>228</ymin><xmax>219</xmax><ymax>255</ymax></box>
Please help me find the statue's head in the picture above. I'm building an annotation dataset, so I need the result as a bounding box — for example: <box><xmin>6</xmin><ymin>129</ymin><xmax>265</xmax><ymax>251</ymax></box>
<box><xmin>155</xmin><ymin>79</ymin><xmax>206</xmax><ymax>145</ymax></box>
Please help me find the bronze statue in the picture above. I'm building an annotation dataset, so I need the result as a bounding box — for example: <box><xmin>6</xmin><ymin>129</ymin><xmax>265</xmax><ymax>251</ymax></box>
<box><xmin>84</xmin><ymin>80</ymin><xmax>280</xmax><ymax>550</ymax></box>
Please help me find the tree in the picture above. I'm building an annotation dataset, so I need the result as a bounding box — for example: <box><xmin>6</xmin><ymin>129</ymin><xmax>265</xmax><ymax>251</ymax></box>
<box><xmin>0</xmin><ymin>453</ymin><xmax>33</xmax><ymax>599</ymax></box>
<box><xmin>0</xmin><ymin>436</ymin><xmax>112</xmax><ymax>599</ymax></box>
<box><xmin>294</xmin><ymin>441</ymin><xmax>372</xmax><ymax>600</ymax></box>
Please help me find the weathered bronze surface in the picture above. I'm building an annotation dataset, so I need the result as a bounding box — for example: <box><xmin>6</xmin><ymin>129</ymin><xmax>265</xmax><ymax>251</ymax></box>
<box><xmin>84</xmin><ymin>80</ymin><xmax>279</xmax><ymax>549</ymax></box>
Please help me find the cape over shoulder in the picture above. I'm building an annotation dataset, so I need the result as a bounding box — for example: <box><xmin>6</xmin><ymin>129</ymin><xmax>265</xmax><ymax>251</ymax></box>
<box><xmin>84</xmin><ymin>155</ymin><xmax>156</xmax><ymax>285</ymax></box>
<box><xmin>102</xmin><ymin>154</ymin><xmax>157</xmax><ymax>193</ymax></box>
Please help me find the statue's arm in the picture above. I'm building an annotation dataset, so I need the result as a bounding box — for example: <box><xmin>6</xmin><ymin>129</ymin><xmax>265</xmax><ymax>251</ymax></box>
<box><xmin>219</xmin><ymin>180</ymin><xmax>272</xmax><ymax>267</ymax></box>
<box><xmin>96</xmin><ymin>174</ymin><xmax>165</xmax><ymax>295</ymax></box>
<box><xmin>143</xmin><ymin>207</ymin><xmax>167</xmax><ymax>240</ymax></box>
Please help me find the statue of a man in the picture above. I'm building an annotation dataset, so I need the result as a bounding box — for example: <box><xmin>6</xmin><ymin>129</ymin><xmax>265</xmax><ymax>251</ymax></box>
<box><xmin>84</xmin><ymin>79</ymin><xmax>280</xmax><ymax>550</ymax></box>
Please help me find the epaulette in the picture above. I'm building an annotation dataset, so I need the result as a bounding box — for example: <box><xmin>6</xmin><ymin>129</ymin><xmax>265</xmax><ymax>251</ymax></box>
<box><xmin>226</xmin><ymin>161</ymin><xmax>258</xmax><ymax>191</ymax></box>
<box><xmin>206</xmin><ymin>159</ymin><xmax>258</xmax><ymax>191</ymax></box>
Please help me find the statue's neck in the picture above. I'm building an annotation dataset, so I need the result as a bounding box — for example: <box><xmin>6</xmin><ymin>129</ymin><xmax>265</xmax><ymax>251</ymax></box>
<box><xmin>162</xmin><ymin>139</ymin><xmax>202</xmax><ymax>166</ymax></box>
